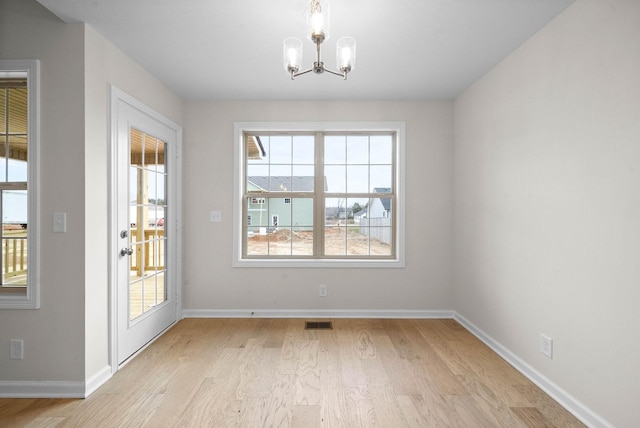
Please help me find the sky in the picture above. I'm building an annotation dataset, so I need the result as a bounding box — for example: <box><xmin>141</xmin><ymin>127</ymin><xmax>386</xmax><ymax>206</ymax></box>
<box><xmin>129</xmin><ymin>165</ymin><xmax>166</xmax><ymax>223</ymax></box>
<box><xmin>2</xmin><ymin>159</ymin><xmax>27</xmax><ymax>223</ymax></box>
<box><xmin>247</xmin><ymin>134</ymin><xmax>393</xmax><ymax>208</ymax></box>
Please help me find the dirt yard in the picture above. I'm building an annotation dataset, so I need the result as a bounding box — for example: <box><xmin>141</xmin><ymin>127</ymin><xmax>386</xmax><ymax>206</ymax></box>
<box><xmin>247</xmin><ymin>227</ymin><xmax>391</xmax><ymax>256</ymax></box>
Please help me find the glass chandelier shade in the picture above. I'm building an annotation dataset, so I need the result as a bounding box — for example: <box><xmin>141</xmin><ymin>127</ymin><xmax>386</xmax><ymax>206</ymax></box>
<box><xmin>306</xmin><ymin>0</ymin><xmax>329</xmax><ymax>43</ymax></box>
<box><xmin>336</xmin><ymin>36</ymin><xmax>356</xmax><ymax>72</ymax></box>
<box><xmin>283</xmin><ymin>37</ymin><xmax>303</xmax><ymax>73</ymax></box>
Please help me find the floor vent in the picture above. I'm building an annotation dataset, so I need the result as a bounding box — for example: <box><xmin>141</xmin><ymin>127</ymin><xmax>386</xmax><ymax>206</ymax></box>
<box><xmin>305</xmin><ymin>321</ymin><xmax>333</xmax><ymax>330</ymax></box>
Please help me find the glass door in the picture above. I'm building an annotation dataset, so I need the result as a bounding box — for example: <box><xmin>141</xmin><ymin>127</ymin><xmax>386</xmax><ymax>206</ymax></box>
<box><xmin>114</xmin><ymin>90</ymin><xmax>178</xmax><ymax>366</ymax></box>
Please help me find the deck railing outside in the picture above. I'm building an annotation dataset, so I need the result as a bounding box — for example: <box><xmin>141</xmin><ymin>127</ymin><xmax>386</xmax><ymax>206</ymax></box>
<box><xmin>130</xmin><ymin>229</ymin><xmax>165</xmax><ymax>275</ymax></box>
<box><xmin>1</xmin><ymin>228</ymin><xmax>165</xmax><ymax>285</ymax></box>
<box><xmin>1</xmin><ymin>230</ymin><xmax>28</xmax><ymax>286</ymax></box>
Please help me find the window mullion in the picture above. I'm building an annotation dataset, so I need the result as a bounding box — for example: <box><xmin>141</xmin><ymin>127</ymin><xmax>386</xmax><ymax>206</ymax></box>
<box><xmin>313</xmin><ymin>132</ymin><xmax>324</xmax><ymax>256</ymax></box>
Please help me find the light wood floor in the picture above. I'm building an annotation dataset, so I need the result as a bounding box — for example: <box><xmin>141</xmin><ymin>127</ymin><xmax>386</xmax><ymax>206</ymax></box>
<box><xmin>0</xmin><ymin>318</ymin><xmax>585</xmax><ymax>427</ymax></box>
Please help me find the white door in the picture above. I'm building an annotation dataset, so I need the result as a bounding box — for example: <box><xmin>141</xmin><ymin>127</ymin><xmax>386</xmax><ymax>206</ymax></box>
<box><xmin>112</xmin><ymin>88</ymin><xmax>180</xmax><ymax>366</ymax></box>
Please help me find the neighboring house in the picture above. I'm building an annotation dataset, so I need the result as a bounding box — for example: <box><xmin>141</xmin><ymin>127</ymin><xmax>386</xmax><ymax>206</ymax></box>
<box><xmin>336</xmin><ymin>208</ymin><xmax>352</xmax><ymax>220</ymax></box>
<box><xmin>325</xmin><ymin>205</ymin><xmax>347</xmax><ymax>220</ymax></box>
<box><xmin>353</xmin><ymin>208</ymin><xmax>367</xmax><ymax>223</ymax></box>
<box><xmin>246</xmin><ymin>176</ymin><xmax>317</xmax><ymax>233</ymax></box>
<box><xmin>369</xmin><ymin>187</ymin><xmax>392</xmax><ymax>219</ymax></box>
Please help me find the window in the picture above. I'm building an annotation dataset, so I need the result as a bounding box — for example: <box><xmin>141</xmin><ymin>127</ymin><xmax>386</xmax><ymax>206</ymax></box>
<box><xmin>0</xmin><ymin>60</ymin><xmax>39</xmax><ymax>309</ymax></box>
<box><xmin>233</xmin><ymin>122</ymin><xmax>405</xmax><ymax>268</ymax></box>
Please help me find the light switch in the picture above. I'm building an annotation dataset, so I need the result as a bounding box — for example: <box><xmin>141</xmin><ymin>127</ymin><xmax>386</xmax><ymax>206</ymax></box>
<box><xmin>53</xmin><ymin>212</ymin><xmax>66</xmax><ymax>233</ymax></box>
<box><xmin>209</xmin><ymin>210</ymin><xmax>222</xmax><ymax>222</ymax></box>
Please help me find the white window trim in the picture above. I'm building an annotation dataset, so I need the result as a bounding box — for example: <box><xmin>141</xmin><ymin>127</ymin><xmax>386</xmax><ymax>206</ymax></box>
<box><xmin>232</xmin><ymin>121</ymin><xmax>405</xmax><ymax>268</ymax></box>
<box><xmin>0</xmin><ymin>60</ymin><xmax>40</xmax><ymax>309</ymax></box>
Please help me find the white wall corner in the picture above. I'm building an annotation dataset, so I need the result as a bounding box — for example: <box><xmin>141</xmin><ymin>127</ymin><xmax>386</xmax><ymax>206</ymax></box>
<box><xmin>84</xmin><ymin>365</ymin><xmax>112</xmax><ymax>397</ymax></box>
<box><xmin>453</xmin><ymin>312</ymin><xmax>614</xmax><ymax>428</ymax></box>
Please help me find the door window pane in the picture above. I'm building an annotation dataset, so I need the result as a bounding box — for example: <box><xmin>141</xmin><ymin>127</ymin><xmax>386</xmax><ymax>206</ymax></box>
<box><xmin>128</xmin><ymin>128</ymin><xmax>168</xmax><ymax>321</ymax></box>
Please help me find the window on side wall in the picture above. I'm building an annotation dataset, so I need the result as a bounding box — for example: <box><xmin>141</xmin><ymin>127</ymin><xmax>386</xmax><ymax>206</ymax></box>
<box><xmin>0</xmin><ymin>60</ymin><xmax>39</xmax><ymax>309</ymax></box>
<box><xmin>233</xmin><ymin>122</ymin><xmax>405</xmax><ymax>268</ymax></box>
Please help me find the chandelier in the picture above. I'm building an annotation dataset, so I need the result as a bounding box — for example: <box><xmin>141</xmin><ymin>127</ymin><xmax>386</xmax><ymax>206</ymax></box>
<box><xmin>283</xmin><ymin>0</ymin><xmax>356</xmax><ymax>80</ymax></box>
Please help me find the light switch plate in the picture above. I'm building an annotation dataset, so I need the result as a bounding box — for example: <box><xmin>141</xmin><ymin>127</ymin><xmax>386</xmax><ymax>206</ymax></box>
<box><xmin>53</xmin><ymin>212</ymin><xmax>66</xmax><ymax>233</ymax></box>
<box><xmin>210</xmin><ymin>210</ymin><xmax>222</xmax><ymax>222</ymax></box>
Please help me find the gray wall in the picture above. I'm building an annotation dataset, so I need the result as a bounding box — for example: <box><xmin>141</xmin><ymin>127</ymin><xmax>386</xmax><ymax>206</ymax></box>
<box><xmin>182</xmin><ymin>100</ymin><xmax>454</xmax><ymax>312</ymax></box>
<box><xmin>1</xmin><ymin>0</ymin><xmax>86</xmax><ymax>383</ymax></box>
<box><xmin>0</xmin><ymin>0</ymin><xmax>183</xmax><ymax>385</ymax></box>
<box><xmin>453</xmin><ymin>1</ymin><xmax>640</xmax><ymax>426</ymax></box>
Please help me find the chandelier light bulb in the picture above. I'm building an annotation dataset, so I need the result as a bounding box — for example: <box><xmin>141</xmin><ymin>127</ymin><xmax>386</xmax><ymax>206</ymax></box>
<box><xmin>289</xmin><ymin>49</ymin><xmax>298</xmax><ymax>65</ymax></box>
<box><xmin>310</xmin><ymin>13</ymin><xmax>323</xmax><ymax>37</ymax></box>
<box><xmin>306</xmin><ymin>0</ymin><xmax>329</xmax><ymax>43</ymax></box>
<box><xmin>337</xmin><ymin>36</ymin><xmax>356</xmax><ymax>72</ymax></box>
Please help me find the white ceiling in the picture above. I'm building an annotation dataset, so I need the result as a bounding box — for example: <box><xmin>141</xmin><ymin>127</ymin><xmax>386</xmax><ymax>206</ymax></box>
<box><xmin>36</xmin><ymin>0</ymin><xmax>574</xmax><ymax>101</ymax></box>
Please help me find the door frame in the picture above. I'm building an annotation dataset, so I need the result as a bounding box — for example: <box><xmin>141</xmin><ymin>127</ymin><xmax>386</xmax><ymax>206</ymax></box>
<box><xmin>108</xmin><ymin>86</ymin><xmax>183</xmax><ymax>372</ymax></box>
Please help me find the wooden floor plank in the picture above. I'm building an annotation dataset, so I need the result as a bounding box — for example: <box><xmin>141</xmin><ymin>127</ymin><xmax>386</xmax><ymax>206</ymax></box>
<box><xmin>410</xmin><ymin>364</ymin><xmax>467</xmax><ymax>426</ymax></box>
<box><xmin>262</xmin><ymin>374</ymin><xmax>296</xmax><ymax>427</ymax></box>
<box><xmin>511</xmin><ymin>406</ymin><xmax>552</xmax><ymax>428</ymax></box>
<box><xmin>515</xmin><ymin>384</ymin><xmax>587</xmax><ymax>427</ymax></box>
<box><xmin>24</xmin><ymin>416</ymin><xmax>66</xmax><ymax>428</ymax></box>
<box><xmin>293</xmin><ymin>339</ymin><xmax>321</xmax><ymax>406</ymax></box>
<box><xmin>459</xmin><ymin>373</ymin><xmax>528</xmax><ymax>427</ymax></box>
<box><xmin>335</xmin><ymin>328</ymin><xmax>368</xmax><ymax>387</ymax></box>
<box><xmin>448</xmin><ymin>394</ymin><xmax>503</xmax><ymax>428</ymax></box>
<box><xmin>263</xmin><ymin>318</ymin><xmax>290</xmax><ymax>349</ymax></box>
<box><xmin>0</xmin><ymin>319</ymin><xmax>586</xmax><ymax>428</ymax></box>
<box><xmin>396</xmin><ymin>395</ymin><xmax>428</xmax><ymax>428</ymax></box>
<box><xmin>382</xmin><ymin>319</ymin><xmax>421</xmax><ymax>360</ymax></box>
<box><xmin>365</xmin><ymin>338</ymin><xmax>420</xmax><ymax>396</ymax></box>
<box><xmin>290</xmin><ymin>405</ymin><xmax>320</xmax><ymax>428</ymax></box>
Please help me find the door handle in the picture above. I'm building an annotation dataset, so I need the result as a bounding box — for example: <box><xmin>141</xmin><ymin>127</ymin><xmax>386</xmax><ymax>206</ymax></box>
<box><xmin>120</xmin><ymin>247</ymin><xmax>134</xmax><ymax>257</ymax></box>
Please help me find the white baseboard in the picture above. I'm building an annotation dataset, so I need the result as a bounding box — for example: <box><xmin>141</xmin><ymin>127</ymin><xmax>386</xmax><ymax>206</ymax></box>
<box><xmin>182</xmin><ymin>309</ymin><xmax>454</xmax><ymax>319</ymax></box>
<box><xmin>0</xmin><ymin>365</ymin><xmax>112</xmax><ymax>399</ymax></box>
<box><xmin>0</xmin><ymin>380</ymin><xmax>85</xmax><ymax>398</ymax></box>
<box><xmin>85</xmin><ymin>365</ymin><xmax>112</xmax><ymax>397</ymax></box>
<box><xmin>453</xmin><ymin>313</ymin><xmax>613</xmax><ymax>428</ymax></box>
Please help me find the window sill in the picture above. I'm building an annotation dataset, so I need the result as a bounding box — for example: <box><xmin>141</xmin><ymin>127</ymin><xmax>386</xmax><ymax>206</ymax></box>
<box><xmin>232</xmin><ymin>257</ymin><xmax>405</xmax><ymax>269</ymax></box>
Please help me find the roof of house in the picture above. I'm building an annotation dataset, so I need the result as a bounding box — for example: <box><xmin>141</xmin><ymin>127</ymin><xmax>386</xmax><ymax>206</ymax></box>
<box><xmin>248</xmin><ymin>176</ymin><xmax>327</xmax><ymax>192</ymax></box>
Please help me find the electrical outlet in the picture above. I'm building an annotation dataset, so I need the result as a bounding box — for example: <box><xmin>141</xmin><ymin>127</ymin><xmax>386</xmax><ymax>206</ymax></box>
<box><xmin>10</xmin><ymin>339</ymin><xmax>24</xmax><ymax>360</ymax></box>
<box><xmin>540</xmin><ymin>334</ymin><xmax>553</xmax><ymax>359</ymax></box>
<box><xmin>319</xmin><ymin>284</ymin><xmax>328</xmax><ymax>297</ymax></box>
